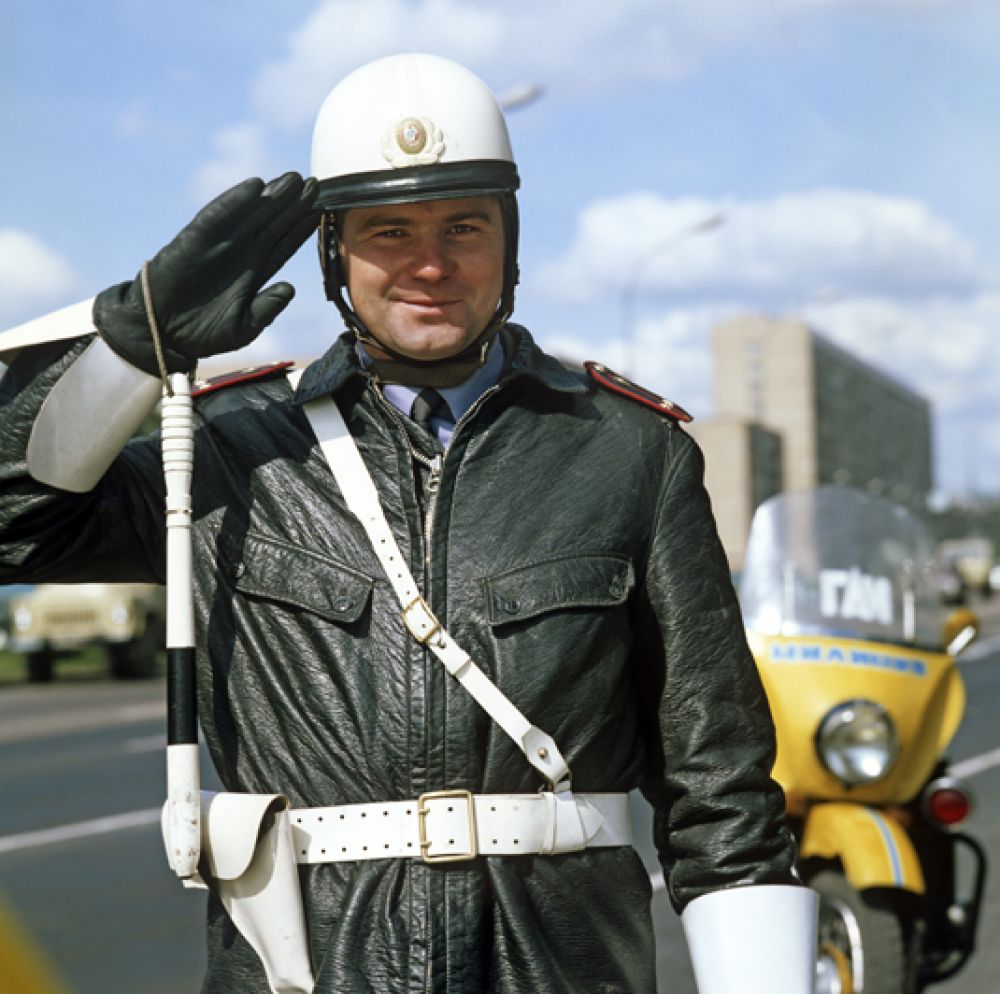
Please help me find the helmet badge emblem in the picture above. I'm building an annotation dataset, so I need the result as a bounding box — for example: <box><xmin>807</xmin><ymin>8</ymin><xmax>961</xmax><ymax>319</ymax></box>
<box><xmin>382</xmin><ymin>116</ymin><xmax>446</xmax><ymax>168</ymax></box>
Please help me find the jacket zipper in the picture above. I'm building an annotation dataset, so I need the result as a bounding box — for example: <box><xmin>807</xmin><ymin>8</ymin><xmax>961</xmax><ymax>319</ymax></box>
<box><xmin>368</xmin><ymin>386</ymin><xmax>440</xmax><ymax>562</ymax></box>
<box><xmin>420</xmin><ymin>384</ymin><xmax>501</xmax><ymax>562</ymax></box>
<box><xmin>368</xmin><ymin>380</ymin><xmax>504</xmax><ymax>992</ymax></box>
<box><xmin>369</xmin><ymin>381</ymin><xmax>503</xmax><ymax>569</ymax></box>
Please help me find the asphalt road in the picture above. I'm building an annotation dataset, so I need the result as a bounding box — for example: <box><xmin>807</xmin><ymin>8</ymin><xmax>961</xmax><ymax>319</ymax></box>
<box><xmin>2</xmin><ymin>597</ymin><xmax>999</xmax><ymax>993</ymax></box>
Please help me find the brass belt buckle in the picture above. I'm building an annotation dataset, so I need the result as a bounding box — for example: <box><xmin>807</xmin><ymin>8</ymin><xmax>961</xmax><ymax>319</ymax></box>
<box><xmin>417</xmin><ymin>789</ymin><xmax>478</xmax><ymax>864</ymax></box>
<box><xmin>402</xmin><ymin>596</ymin><xmax>442</xmax><ymax>645</ymax></box>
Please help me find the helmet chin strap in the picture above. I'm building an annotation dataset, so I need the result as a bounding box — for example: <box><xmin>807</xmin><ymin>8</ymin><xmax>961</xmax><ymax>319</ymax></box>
<box><xmin>364</xmin><ymin>337</ymin><xmax>494</xmax><ymax>388</ymax></box>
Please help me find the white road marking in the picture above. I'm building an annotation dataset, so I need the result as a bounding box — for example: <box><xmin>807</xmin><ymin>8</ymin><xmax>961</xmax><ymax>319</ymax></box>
<box><xmin>959</xmin><ymin>633</ymin><xmax>1000</xmax><ymax>663</ymax></box>
<box><xmin>951</xmin><ymin>746</ymin><xmax>1000</xmax><ymax>779</ymax></box>
<box><xmin>0</xmin><ymin>700</ymin><xmax>163</xmax><ymax>744</ymax></box>
<box><xmin>0</xmin><ymin>807</ymin><xmax>161</xmax><ymax>854</ymax></box>
<box><xmin>124</xmin><ymin>733</ymin><xmax>166</xmax><ymax>753</ymax></box>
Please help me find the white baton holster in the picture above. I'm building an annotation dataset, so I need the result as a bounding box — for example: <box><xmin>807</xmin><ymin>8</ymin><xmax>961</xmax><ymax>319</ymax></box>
<box><xmin>162</xmin><ymin>792</ymin><xmax>314</xmax><ymax>994</ymax></box>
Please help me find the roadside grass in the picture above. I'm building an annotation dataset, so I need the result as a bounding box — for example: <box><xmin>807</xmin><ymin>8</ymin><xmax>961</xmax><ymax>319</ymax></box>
<box><xmin>0</xmin><ymin>646</ymin><xmax>118</xmax><ymax>685</ymax></box>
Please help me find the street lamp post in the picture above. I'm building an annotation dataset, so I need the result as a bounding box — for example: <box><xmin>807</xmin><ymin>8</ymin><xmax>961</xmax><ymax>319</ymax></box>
<box><xmin>498</xmin><ymin>82</ymin><xmax>545</xmax><ymax>113</ymax></box>
<box><xmin>620</xmin><ymin>213</ymin><xmax>725</xmax><ymax>378</ymax></box>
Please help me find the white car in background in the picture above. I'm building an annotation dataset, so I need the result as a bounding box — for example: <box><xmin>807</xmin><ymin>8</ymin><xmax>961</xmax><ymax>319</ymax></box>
<box><xmin>8</xmin><ymin>582</ymin><xmax>166</xmax><ymax>682</ymax></box>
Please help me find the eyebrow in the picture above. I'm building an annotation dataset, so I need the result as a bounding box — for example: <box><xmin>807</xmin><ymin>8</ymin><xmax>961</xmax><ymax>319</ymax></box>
<box><xmin>356</xmin><ymin>208</ymin><xmax>497</xmax><ymax>231</ymax></box>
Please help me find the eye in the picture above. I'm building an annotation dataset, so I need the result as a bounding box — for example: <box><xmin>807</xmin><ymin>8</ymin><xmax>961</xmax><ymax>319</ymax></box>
<box><xmin>449</xmin><ymin>221</ymin><xmax>495</xmax><ymax>239</ymax></box>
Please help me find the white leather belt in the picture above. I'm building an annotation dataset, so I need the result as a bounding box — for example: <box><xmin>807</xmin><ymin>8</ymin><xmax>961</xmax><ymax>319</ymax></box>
<box><xmin>290</xmin><ymin>790</ymin><xmax>631</xmax><ymax>864</ymax></box>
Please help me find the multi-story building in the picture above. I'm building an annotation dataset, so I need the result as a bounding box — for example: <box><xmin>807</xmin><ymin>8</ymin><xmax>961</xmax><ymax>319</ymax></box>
<box><xmin>690</xmin><ymin>314</ymin><xmax>933</xmax><ymax>570</ymax></box>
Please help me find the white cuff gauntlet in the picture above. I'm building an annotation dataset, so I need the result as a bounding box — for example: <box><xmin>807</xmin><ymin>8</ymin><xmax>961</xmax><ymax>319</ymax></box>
<box><xmin>681</xmin><ymin>883</ymin><xmax>818</xmax><ymax>994</ymax></box>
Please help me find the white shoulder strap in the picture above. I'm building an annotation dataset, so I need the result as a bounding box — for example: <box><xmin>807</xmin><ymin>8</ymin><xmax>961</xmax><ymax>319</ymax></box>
<box><xmin>293</xmin><ymin>373</ymin><xmax>570</xmax><ymax>788</ymax></box>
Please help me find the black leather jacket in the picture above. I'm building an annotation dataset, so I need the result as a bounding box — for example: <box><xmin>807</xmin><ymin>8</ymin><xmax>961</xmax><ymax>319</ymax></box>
<box><xmin>0</xmin><ymin>324</ymin><xmax>797</xmax><ymax>993</ymax></box>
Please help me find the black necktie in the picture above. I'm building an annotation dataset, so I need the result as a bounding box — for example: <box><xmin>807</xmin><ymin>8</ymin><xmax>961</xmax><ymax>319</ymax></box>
<box><xmin>410</xmin><ymin>388</ymin><xmax>451</xmax><ymax>435</ymax></box>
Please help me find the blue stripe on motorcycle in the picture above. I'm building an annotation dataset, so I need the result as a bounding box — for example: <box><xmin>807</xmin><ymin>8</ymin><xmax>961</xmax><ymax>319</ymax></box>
<box><xmin>865</xmin><ymin>808</ymin><xmax>903</xmax><ymax>885</ymax></box>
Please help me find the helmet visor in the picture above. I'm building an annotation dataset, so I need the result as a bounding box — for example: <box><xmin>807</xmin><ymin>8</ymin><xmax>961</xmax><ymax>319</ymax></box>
<box><xmin>316</xmin><ymin>159</ymin><xmax>519</xmax><ymax>211</ymax></box>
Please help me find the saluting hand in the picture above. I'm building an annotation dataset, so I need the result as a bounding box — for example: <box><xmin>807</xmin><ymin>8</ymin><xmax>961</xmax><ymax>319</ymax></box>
<box><xmin>93</xmin><ymin>172</ymin><xmax>320</xmax><ymax>375</ymax></box>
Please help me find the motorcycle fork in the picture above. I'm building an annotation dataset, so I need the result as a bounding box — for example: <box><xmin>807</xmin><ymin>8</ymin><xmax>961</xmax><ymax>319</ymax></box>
<box><xmin>907</xmin><ymin>811</ymin><xmax>987</xmax><ymax>986</ymax></box>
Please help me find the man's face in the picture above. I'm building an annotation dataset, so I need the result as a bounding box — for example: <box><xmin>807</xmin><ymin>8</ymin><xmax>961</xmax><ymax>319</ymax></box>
<box><xmin>339</xmin><ymin>196</ymin><xmax>504</xmax><ymax>361</ymax></box>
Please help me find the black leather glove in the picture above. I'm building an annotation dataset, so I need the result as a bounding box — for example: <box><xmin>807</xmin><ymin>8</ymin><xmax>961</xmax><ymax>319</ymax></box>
<box><xmin>93</xmin><ymin>172</ymin><xmax>319</xmax><ymax>375</ymax></box>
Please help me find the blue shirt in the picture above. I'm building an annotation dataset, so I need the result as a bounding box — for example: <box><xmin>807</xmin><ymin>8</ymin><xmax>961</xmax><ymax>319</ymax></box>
<box><xmin>363</xmin><ymin>339</ymin><xmax>505</xmax><ymax>448</ymax></box>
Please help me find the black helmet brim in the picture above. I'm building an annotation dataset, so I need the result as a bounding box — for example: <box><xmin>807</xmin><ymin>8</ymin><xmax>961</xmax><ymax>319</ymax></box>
<box><xmin>316</xmin><ymin>159</ymin><xmax>519</xmax><ymax>211</ymax></box>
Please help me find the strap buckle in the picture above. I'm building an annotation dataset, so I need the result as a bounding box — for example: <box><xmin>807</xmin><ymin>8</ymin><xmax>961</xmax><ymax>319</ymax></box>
<box><xmin>402</xmin><ymin>596</ymin><xmax>442</xmax><ymax>646</ymax></box>
<box><xmin>417</xmin><ymin>789</ymin><xmax>478</xmax><ymax>864</ymax></box>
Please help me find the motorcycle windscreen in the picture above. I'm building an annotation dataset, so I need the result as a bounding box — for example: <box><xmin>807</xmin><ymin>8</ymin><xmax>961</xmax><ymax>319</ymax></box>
<box><xmin>739</xmin><ymin>486</ymin><xmax>946</xmax><ymax>651</ymax></box>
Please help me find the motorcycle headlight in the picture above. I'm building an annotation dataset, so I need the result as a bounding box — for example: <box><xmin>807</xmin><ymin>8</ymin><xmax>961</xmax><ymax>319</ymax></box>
<box><xmin>816</xmin><ymin>699</ymin><xmax>898</xmax><ymax>785</ymax></box>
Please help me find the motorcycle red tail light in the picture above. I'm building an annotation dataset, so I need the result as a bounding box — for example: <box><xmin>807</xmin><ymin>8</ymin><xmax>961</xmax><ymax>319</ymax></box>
<box><xmin>922</xmin><ymin>778</ymin><xmax>973</xmax><ymax>827</ymax></box>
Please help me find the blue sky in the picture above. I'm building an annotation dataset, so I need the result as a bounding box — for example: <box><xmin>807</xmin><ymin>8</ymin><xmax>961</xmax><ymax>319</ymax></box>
<box><xmin>2</xmin><ymin>0</ymin><xmax>998</xmax><ymax>497</ymax></box>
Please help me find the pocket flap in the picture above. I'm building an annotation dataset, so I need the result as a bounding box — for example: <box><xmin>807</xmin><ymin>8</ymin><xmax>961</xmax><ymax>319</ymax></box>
<box><xmin>484</xmin><ymin>554</ymin><xmax>634</xmax><ymax>624</ymax></box>
<box><xmin>232</xmin><ymin>533</ymin><xmax>373</xmax><ymax>624</ymax></box>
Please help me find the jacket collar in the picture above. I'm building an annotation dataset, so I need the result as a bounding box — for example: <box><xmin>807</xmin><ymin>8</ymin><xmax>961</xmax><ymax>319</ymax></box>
<box><xmin>292</xmin><ymin>332</ymin><xmax>365</xmax><ymax>406</ymax></box>
<box><xmin>292</xmin><ymin>324</ymin><xmax>587</xmax><ymax>407</ymax></box>
<box><xmin>499</xmin><ymin>324</ymin><xmax>587</xmax><ymax>396</ymax></box>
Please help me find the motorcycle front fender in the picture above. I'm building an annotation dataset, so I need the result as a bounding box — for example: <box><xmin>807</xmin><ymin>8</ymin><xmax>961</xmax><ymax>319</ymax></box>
<box><xmin>800</xmin><ymin>802</ymin><xmax>925</xmax><ymax>893</ymax></box>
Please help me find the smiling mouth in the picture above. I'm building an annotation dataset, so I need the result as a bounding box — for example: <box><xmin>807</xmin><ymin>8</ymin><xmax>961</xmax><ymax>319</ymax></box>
<box><xmin>397</xmin><ymin>300</ymin><xmax>463</xmax><ymax>319</ymax></box>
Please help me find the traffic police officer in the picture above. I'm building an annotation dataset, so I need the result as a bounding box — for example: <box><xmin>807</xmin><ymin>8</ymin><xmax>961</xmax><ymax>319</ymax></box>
<box><xmin>0</xmin><ymin>53</ymin><xmax>816</xmax><ymax>994</ymax></box>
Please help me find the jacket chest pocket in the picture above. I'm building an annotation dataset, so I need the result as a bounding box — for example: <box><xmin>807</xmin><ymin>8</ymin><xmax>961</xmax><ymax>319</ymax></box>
<box><xmin>484</xmin><ymin>553</ymin><xmax>634</xmax><ymax>623</ymax></box>
<box><xmin>483</xmin><ymin>553</ymin><xmax>635</xmax><ymax>690</ymax></box>
<box><xmin>229</xmin><ymin>532</ymin><xmax>373</xmax><ymax>626</ymax></box>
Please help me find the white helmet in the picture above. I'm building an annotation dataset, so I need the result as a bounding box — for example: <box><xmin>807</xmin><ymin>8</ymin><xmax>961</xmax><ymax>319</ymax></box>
<box><xmin>311</xmin><ymin>53</ymin><xmax>520</xmax><ymax>370</ymax></box>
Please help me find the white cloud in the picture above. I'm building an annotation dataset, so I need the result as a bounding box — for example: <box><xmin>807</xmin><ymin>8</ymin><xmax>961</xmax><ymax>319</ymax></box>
<box><xmin>539</xmin><ymin>188</ymin><xmax>994</xmax><ymax>306</ymax></box>
<box><xmin>246</xmin><ymin>0</ymin><xmax>989</xmax><ymax>133</ymax></box>
<box><xmin>544</xmin><ymin>301</ymin><xmax>743</xmax><ymax>418</ymax></box>
<box><xmin>252</xmin><ymin>0</ymin><xmax>509</xmax><ymax>132</ymax></box>
<box><xmin>0</xmin><ymin>231</ymin><xmax>82</xmax><ymax>330</ymax></box>
<box><xmin>192</xmin><ymin>0</ymin><xmax>997</xmax><ymax>215</ymax></box>
<box><xmin>189</xmin><ymin>123</ymin><xmax>275</xmax><ymax>203</ymax></box>
<box><xmin>249</xmin><ymin>0</ymin><xmax>685</xmax><ymax>134</ymax></box>
<box><xmin>802</xmin><ymin>292</ymin><xmax>1000</xmax><ymax>413</ymax></box>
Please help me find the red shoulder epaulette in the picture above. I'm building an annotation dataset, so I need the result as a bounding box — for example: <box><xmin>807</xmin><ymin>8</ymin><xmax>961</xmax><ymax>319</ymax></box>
<box><xmin>584</xmin><ymin>361</ymin><xmax>693</xmax><ymax>422</ymax></box>
<box><xmin>192</xmin><ymin>360</ymin><xmax>295</xmax><ymax>398</ymax></box>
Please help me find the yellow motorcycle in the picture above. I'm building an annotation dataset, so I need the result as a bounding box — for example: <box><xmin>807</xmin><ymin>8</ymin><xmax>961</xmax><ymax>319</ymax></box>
<box><xmin>739</xmin><ymin>487</ymin><xmax>986</xmax><ymax>994</ymax></box>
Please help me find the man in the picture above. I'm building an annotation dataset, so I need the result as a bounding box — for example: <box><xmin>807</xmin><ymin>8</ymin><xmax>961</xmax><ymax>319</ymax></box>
<box><xmin>0</xmin><ymin>54</ymin><xmax>814</xmax><ymax>993</ymax></box>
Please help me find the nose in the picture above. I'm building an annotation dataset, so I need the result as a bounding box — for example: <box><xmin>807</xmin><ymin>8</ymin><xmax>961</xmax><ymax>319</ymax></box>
<box><xmin>408</xmin><ymin>234</ymin><xmax>453</xmax><ymax>280</ymax></box>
